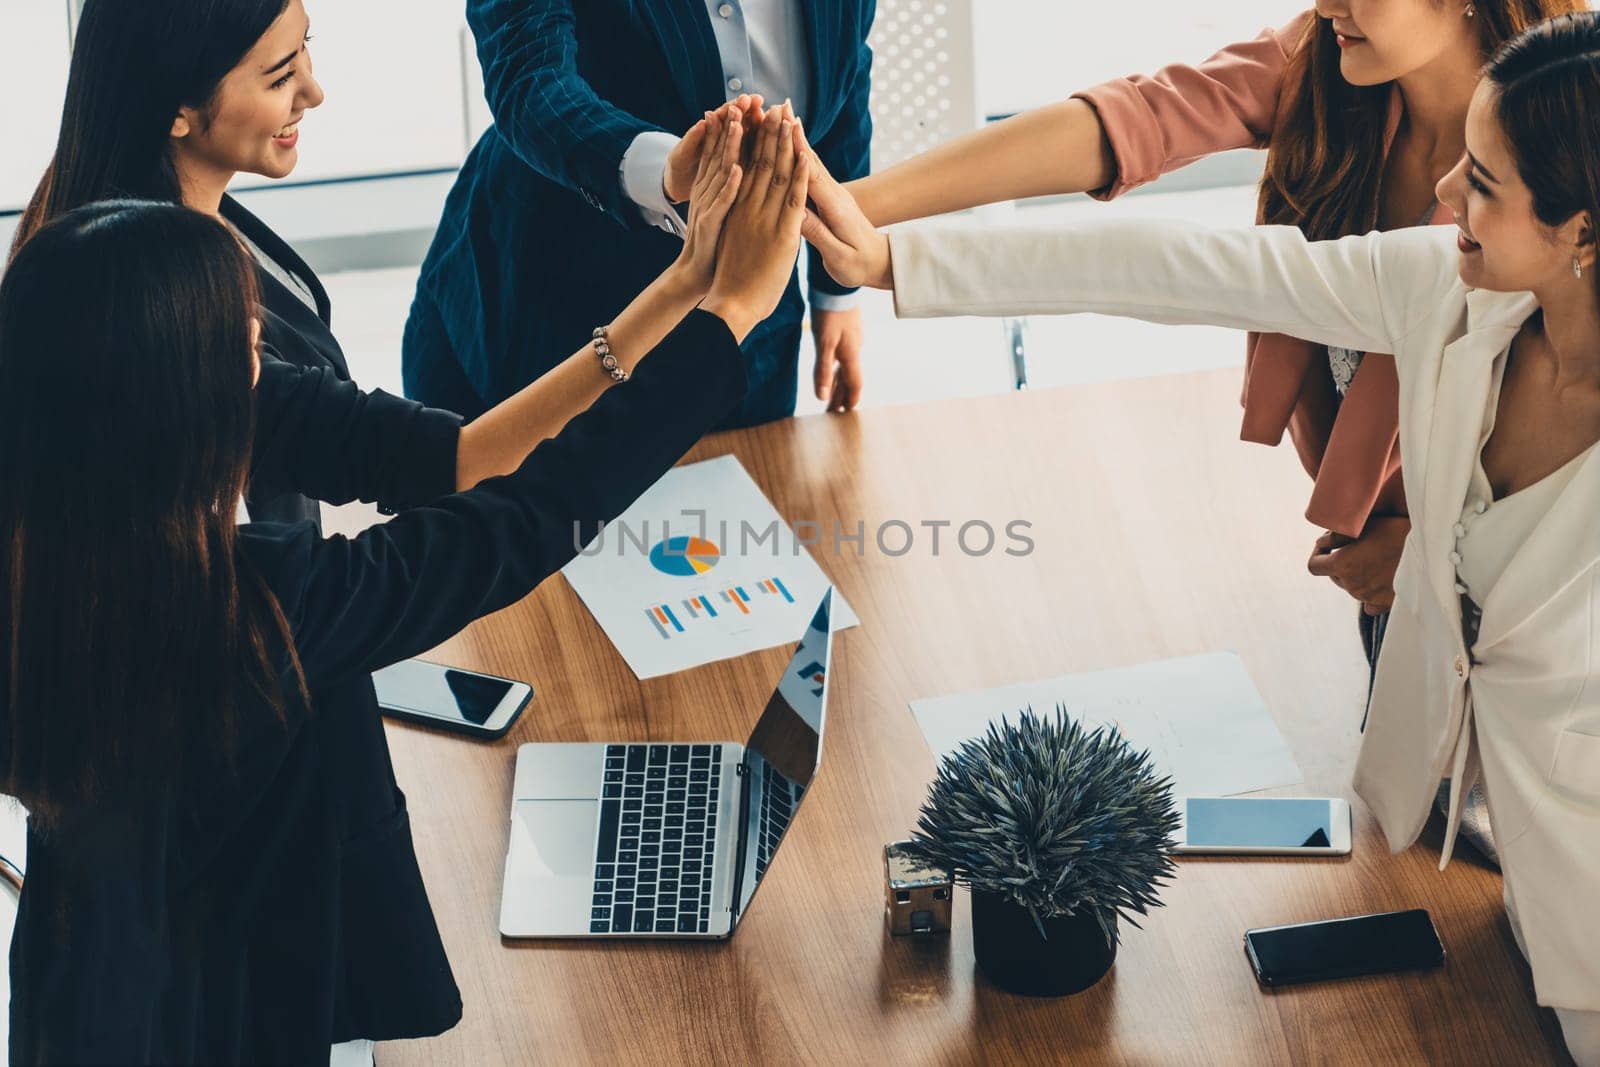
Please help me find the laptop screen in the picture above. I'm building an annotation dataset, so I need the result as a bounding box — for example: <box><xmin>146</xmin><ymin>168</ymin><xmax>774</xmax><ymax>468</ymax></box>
<box><xmin>729</xmin><ymin>590</ymin><xmax>833</xmax><ymax>923</ymax></box>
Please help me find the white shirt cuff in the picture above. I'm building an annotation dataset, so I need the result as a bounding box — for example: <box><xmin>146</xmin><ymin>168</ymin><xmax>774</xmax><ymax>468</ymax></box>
<box><xmin>619</xmin><ymin>131</ymin><xmax>688</xmax><ymax>237</ymax></box>
<box><xmin>808</xmin><ymin>289</ymin><xmax>862</xmax><ymax>313</ymax></box>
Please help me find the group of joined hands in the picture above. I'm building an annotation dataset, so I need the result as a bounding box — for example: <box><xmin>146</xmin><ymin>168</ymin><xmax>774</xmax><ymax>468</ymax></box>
<box><xmin>661</xmin><ymin>96</ymin><xmax>1407</xmax><ymax>615</ymax></box>
<box><xmin>658</xmin><ymin>95</ymin><xmax>891</xmax><ymax>414</ymax></box>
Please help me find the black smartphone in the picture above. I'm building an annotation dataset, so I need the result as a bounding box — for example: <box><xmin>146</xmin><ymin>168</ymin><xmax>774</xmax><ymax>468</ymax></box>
<box><xmin>1244</xmin><ymin>909</ymin><xmax>1445</xmax><ymax>987</ymax></box>
<box><xmin>373</xmin><ymin>658</ymin><xmax>533</xmax><ymax>739</ymax></box>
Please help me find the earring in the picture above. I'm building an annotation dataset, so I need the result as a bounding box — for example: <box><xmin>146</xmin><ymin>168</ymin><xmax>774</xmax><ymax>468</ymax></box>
<box><xmin>1465</xmin><ymin>2</ymin><xmax>1476</xmax><ymax>15</ymax></box>
<box><xmin>1575</xmin><ymin>257</ymin><xmax>1584</xmax><ymax>279</ymax></box>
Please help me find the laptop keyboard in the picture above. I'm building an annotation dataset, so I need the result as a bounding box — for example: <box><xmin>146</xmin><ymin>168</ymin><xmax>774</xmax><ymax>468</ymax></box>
<box><xmin>590</xmin><ymin>744</ymin><xmax>721</xmax><ymax>934</ymax></box>
<box><xmin>755</xmin><ymin>770</ymin><xmax>802</xmax><ymax>884</ymax></box>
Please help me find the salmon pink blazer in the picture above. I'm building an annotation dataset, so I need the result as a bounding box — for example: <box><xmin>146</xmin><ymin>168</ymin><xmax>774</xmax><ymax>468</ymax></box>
<box><xmin>1073</xmin><ymin>12</ymin><xmax>1455</xmax><ymax>538</ymax></box>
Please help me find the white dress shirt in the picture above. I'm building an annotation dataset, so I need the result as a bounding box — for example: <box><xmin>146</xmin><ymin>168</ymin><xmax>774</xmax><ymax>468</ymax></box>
<box><xmin>617</xmin><ymin>0</ymin><xmax>856</xmax><ymax>310</ymax></box>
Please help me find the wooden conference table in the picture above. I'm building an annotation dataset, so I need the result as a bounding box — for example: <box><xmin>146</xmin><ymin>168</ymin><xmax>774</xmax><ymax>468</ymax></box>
<box><xmin>381</xmin><ymin>368</ymin><xmax>1570</xmax><ymax>1066</ymax></box>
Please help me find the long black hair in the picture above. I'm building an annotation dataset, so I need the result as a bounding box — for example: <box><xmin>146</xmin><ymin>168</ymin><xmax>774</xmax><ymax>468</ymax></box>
<box><xmin>1486</xmin><ymin>11</ymin><xmax>1600</xmax><ymax>308</ymax></box>
<box><xmin>0</xmin><ymin>200</ymin><xmax>304</xmax><ymax>825</ymax></box>
<box><xmin>9</xmin><ymin>0</ymin><xmax>289</xmax><ymax>259</ymax></box>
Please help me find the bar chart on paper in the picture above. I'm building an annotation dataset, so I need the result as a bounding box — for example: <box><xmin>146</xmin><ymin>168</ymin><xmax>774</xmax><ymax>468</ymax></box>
<box><xmin>646</xmin><ymin>577</ymin><xmax>797</xmax><ymax>639</ymax></box>
<box><xmin>564</xmin><ymin>456</ymin><xmax>858</xmax><ymax>678</ymax></box>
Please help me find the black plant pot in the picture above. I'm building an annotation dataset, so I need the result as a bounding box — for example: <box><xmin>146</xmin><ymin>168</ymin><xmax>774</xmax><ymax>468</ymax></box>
<box><xmin>970</xmin><ymin>889</ymin><xmax>1117</xmax><ymax>997</ymax></box>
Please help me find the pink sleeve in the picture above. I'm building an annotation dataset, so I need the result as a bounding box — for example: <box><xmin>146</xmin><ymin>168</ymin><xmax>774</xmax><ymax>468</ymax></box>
<box><xmin>1073</xmin><ymin>11</ymin><xmax>1312</xmax><ymax>200</ymax></box>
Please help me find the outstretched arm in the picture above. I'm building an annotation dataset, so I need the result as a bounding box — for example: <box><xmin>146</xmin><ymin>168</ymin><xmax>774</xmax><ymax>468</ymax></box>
<box><xmin>848</xmin><ymin>100</ymin><xmax>1115</xmax><ymax>227</ymax></box>
<box><xmin>803</xmin><ymin>143</ymin><xmax>1457</xmax><ymax>360</ymax></box>
<box><xmin>846</xmin><ymin>15</ymin><xmax>1306</xmax><ymax>227</ymax></box>
<box><xmin>454</xmin><ymin>108</ymin><xmax>747</xmax><ymax>488</ymax></box>
<box><xmin>264</xmin><ymin>106</ymin><xmax>813</xmax><ymax>688</ymax></box>
<box><xmin>885</xmin><ymin>220</ymin><xmax>1445</xmax><ymax>356</ymax></box>
<box><xmin>254</xmin><ymin>309</ymin><xmax>748</xmax><ymax>690</ymax></box>
<box><xmin>249</xmin><ymin>110</ymin><xmax>747</xmax><ymax>516</ymax></box>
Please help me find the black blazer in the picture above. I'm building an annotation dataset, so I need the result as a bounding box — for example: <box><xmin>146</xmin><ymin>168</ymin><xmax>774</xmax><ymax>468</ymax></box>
<box><xmin>7</xmin><ymin>310</ymin><xmax>746</xmax><ymax>1064</ymax></box>
<box><xmin>252</xmin><ymin>351</ymin><xmax>462</xmax><ymax>514</ymax></box>
<box><xmin>220</xmin><ymin>195</ymin><xmax>464</xmax><ymax>531</ymax></box>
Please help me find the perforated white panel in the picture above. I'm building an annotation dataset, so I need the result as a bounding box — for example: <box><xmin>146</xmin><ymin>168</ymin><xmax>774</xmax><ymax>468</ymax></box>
<box><xmin>866</xmin><ymin>0</ymin><xmax>979</xmax><ymax>170</ymax></box>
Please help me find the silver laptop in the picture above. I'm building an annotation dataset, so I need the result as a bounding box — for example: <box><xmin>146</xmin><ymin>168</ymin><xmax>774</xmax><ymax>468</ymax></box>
<box><xmin>499</xmin><ymin>589</ymin><xmax>835</xmax><ymax>939</ymax></box>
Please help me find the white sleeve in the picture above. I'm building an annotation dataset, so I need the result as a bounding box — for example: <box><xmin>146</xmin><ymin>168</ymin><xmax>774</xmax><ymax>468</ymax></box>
<box><xmin>808</xmin><ymin>289</ymin><xmax>862</xmax><ymax>312</ymax></box>
<box><xmin>618</xmin><ymin>131</ymin><xmax>688</xmax><ymax>237</ymax></box>
<box><xmin>888</xmin><ymin>219</ymin><xmax>1459</xmax><ymax>360</ymax></box>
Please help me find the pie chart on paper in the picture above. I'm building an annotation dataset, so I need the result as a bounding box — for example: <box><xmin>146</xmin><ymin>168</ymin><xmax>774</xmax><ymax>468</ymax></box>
<box><xmin>649</xmin><ymin>535</ymin><xmax>722</xmax><ymax>577</ymax></box>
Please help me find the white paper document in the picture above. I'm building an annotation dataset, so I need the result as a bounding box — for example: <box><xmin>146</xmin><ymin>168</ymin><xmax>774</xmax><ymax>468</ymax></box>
<box><xmin>562</xmin><ymin>455</ymin><xmax>858</xmax><ymax>679</ymax></box>
<box><xmin>909</xmin><ymin>652</ymin><xmax>1303</xmax><ymax>799</ymax></box>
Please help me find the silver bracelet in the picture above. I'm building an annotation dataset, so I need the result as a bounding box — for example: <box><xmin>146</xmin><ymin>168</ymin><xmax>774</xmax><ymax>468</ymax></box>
<box><xmin>592</xmin><ymin>325</ymin><xmax>628</xmax><ymax>384</ymax></box>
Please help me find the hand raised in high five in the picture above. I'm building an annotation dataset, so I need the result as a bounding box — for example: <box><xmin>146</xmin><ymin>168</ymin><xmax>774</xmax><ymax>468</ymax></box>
<box><xmin>797</xmin><ymin>134</ymin><xmax>894</xmax><ymax>291</ymax></box>
<box><xmin>663</xmin><ymin>116</ymin><xmax>710</xmax><ymax>206</ymax></box>
<box><xmin>702</xmin><ymin>103</ymin><xmax>812</xmax><ymax>343</ymax></box>
<box><xmin>675</xmin><ymin>105</ymin><xmax>745</xmax><ymax>292</ymax></box>
<box><xmin>730</xmin><ymin>93</ymin><xmax>767</xmax><ymax>149</ymax></box>
<box><xmin>665</xmin><ymin>94</ymin><xmax>765</xmax><ymax>203</ymax></box>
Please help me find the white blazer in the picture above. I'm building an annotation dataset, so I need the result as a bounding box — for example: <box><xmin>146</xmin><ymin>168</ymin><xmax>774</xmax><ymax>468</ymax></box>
<box><xmin>890</xmin><ymin>219</ymin><xmax>1600</xmax><ymax>1012</ymax></box>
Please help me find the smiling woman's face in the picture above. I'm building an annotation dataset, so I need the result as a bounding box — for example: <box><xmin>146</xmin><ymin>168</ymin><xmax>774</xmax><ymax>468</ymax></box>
<box><xmin>168</xmin><ymin>0</ymin><xmax>324</xmax><ymax>195</ymax></box>
<box><xmin>1436</xmin><ymin>79</ymin><xmax>1587</xmax><ymax>294</ymax></box>
<box><xmin>1315</xmin><ymin>0</ymin><xmax>1479</xmax><ymax>86</ymax></box>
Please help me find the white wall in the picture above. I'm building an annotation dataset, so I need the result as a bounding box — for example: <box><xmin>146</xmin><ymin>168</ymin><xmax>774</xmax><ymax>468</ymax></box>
<box><xmin>0</xmin><ymin>1</ymin><xmax>483</xmax><ymax>214</ymax></box>
<box><xmin>974</xmin><ymin>0</ymin><xmax>1296</xmax><ymax>116</ymax></box>
<box><xmin>242</xmin><ymin>3</ymin><xmax>475</xmax><ymax>187</ymax></box>
<box><xmin>0</xmin><ymin>1</ymin><xmax>72</xmax><ymax>214</ymax></box>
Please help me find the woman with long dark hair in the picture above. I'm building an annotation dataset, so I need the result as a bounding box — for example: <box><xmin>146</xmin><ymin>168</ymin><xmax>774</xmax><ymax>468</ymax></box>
<box><xmin>847</xmin><ymin>0</ymin><xmax>1580</xmax><ymax>755</ymax></box>
<box><xmin>11</xmin><ymin>0</ymin><xmax>745</xmax><ymax>529</ymax></box>
<box><xmin>14</xmin><ymin>0</ymin><xmax>349</xmax><ymax>532</ymax></box>
<box><xmin>7</xmin><ymin>7</ymin><xmax>774</xmax><ymax>1059</ymax></box>
<box><xmin>1</xmin><ymin>102</ymin><xmax>808</xmax><ymax>1063</ymax></box>
<box><xmin>803</xmin><ymin>11</ymin><xmax>1600</xmax><ymax>1060</ymax></box>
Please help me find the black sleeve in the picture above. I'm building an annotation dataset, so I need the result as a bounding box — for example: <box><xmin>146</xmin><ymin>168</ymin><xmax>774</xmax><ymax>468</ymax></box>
<box><xmin>245</xmin><ymin>309</ymin><xmax>746</xmax><ymax>688</ymax></box>
<box><xmin>248</xmin><ymin>349</ymin><xmax>464</xmax><ymax>513</ymax></box>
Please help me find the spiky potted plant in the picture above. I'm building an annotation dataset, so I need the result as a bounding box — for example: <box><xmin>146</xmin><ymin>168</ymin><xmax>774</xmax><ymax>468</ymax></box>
<box><xmin>907</xmin><ymin>706</ymin><xmax>1179</xmax><ymax>996</ymax></box>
